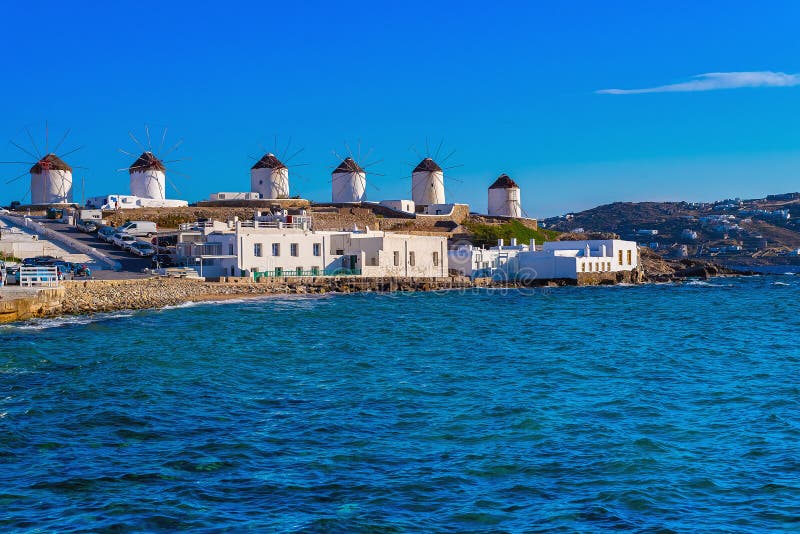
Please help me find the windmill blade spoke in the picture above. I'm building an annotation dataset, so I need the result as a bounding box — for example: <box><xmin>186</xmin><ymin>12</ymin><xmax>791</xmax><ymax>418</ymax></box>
<box><xmin>59</xmin><ymin>145</ymin><xmax>84</xmax><ymax>158</ymax></box>
<box><xmin>45</xmin><ymin>120</ymin><xmax>49</xmax><ymax>153</ymax></box>
<box><xmin>25</xmin><ymin>127</ymin><xmax>42</xmax><ymax>158</ymax></box>
<box><xmin>52</xmin><ymin>128</ymin><xmax>72</xmax><ymax>154</ymax></box>
<box><xmin>434</xmin><ymin>138</ymin><xmax>444</xmax><ymax>160</ymax></box>
<box><xmin>284</xmin><ymin>147</ymin><xmax>305</xmax><ymax>163</ymax></box>
<box><xmin>162</xmin><ymin>138</ymin><xmax>184</xmax><ymax>157</ymax></box>
<box><xmin>129</xmin><ymin>131</ymin><xmax>146</xmax><ymax>151</ymax></box>
<box><xmin>443</xmin><ymin>164</ymin><xmax>464</xmax><ymax>170</ymax></box>
<box><xmin>440</xmin><ymin>148</ymin><xmax>457</xmax><ymax>163</ymax></box>
<box><xmin>166</xmin><ymin>177</ymin><xmax>182</xmax><ymax>196</ymax></box>
<box><xmin>165</xmin><ymin>168</ymin><xmax>192</xmax><ymax>180</ymax></box>
<box><xmin>145</xmin><ymin>125</ymin><xmax>153</xmax><ymax>152</ymax></box>
<box><xmin>282</xmin><ymin>136</ymin><xmax>292</xmax><ymax>160</ymax></box>
<box><xmin>10</xmin><ymin>140</ymin><xmax>39</xmax><ymax>160</ymax></box>
<box><xmin>0</xmin><ymin>161</ymin><xmax>35</xmax><ymax>165</ymax></box>
<box><xmin>5</xmin><ymin>169</ymin><xmax>30</xmax><ymax>184</ymax></box>
<box><xmin>118</xmin><ymin>148</ymin><xmax>139</xmax><ymax>158</ymax></box>
<box><xmin>159</xmin><ymin>127</ymin><xmax>168</xmax><ymax>154</ymax></box>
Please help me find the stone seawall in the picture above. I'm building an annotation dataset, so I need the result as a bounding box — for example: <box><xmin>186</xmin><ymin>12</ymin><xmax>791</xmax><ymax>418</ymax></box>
<box><xmin>0</xmin><ymin>288</ymin><xmax>65</xmax><ymax>323</ymax></box>
<box><xmin>59</xmin><ymin>276</ymin><xmax>476</xmax><ymax>316</ymax></box>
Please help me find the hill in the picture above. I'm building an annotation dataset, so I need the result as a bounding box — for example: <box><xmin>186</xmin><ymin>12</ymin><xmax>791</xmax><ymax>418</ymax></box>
<box><xmin>542</xmin><ymin>193</ymin><xmax>800</xmax><ymax>265</ymax></box>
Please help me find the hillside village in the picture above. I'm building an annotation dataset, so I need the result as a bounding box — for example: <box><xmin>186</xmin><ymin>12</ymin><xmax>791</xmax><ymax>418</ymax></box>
<box><xmin>542</xmin><ymin>192</ymin><xmax>800</xmax><ymax>265</ymax></box>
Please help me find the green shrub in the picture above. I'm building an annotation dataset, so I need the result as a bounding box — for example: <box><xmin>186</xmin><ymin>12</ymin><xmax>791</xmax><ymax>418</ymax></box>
<box><xmin>463</xmin><ymin>220</ymin><xmax>560</xmax><ymax>248</ymax></box>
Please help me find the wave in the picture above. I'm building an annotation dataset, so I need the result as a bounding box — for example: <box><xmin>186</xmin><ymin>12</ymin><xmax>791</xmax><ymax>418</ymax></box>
<box><xmin>1</xmin><ymin>311</ymin><xmax>136</xmax><ymax>331</ymax></box>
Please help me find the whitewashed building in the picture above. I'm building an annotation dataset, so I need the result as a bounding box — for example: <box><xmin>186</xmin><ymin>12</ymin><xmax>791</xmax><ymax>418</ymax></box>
<box><xmin>488</xmin><ymin>174</ymin><xmax>522</xmax><ymax>218</ymax></box>
<box><xmin>30</xmin><ymin>154</ymin><xmax>73</xmax><ymax>205</ymax></box>
<box><xmin>85</xmin><ymin>194</ymin><xmax>188</xmax><ymax>210</ymax></box>
<box><xmin>251</xmin><ymin>153</ymin><xmax>289</xmax><ymax>199</ymax></box>
<box><xmin>331</xmin><ymin>157</ymin><xmax>367</xmax><ymax>203</ymax></box>
<box><xmin>380</xmin><ymin>200</ymin><xmax>416</xmax><ymax>214</ymax></box>
<box><xmin>411</xmin><ymin>158</ymin><xmax>445</xmax><ymax>206</ymax></box>
<box><xmin>450</xmin><ymin>239</ymin><xmax>639</xmax><ymax>281</ymax></box>
<box><xmin>130</xmin><ymin>152</ymin><xmax>167</xmax><ymax>200</ymax></box>
<box><xmin>173</xmin><ymin>218</ymin><xmax>448</xmax><ymax>279</ymax></box>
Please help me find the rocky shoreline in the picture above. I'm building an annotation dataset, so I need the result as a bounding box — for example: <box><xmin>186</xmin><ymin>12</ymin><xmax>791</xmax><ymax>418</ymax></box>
<box><xmin>2</xmin><ymin>257</ymin><xmax>754</xmax><ymax>324</ymax></box>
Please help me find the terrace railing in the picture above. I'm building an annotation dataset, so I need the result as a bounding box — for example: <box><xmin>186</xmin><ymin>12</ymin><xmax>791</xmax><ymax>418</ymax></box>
<box><xmin>252</xmin><ymin>268</ymin><xmax>362</xmax><ymax>280</ymax></box>
<box><xmin>19</xmin><ymin>266</ymin><xmax>59</xmax><ymax>287</ymax></box>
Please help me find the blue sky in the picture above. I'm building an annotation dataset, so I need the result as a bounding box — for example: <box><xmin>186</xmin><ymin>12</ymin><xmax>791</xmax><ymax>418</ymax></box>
<box><xmin>2</xmin><ymin>1</ymin><xmax>800</xmax><ymax>217</ymax></box>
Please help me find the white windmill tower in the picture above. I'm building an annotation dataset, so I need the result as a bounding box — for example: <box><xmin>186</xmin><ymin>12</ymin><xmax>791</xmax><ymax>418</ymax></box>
<box><xmin>251</xmin><ymin>153</ymin><xmax>289</xmax><ymax>199</ymax></box>
<box><xmin>30</xmin><ymin>154</ymin><xmax>73</xmax><ymax>204</ymax></box>
<box><xmin>411</xmin><ymin>157</ymin><xmax>445</xmax><ymax>206</ymax></box>
<box><xmin>2</xmin><ymin>123</ymin><xmax>84</xmax><ymax>205</ymax></box>
<box><xmin>331</xmin><ymin>157</ymin><xmax>367</xmax><ymax>203</ymax></box>
<box><xmin>488</xmin><ymin>174</ymin><xmax>522</xmax><ymax>217</ymax></box>
<box><xmin>129</xmin><ymin>152</ymin><xmax>167</xmax><ymax>200</ymax></box>
<box><xmin>119</xmin><ymin>126</ymin><xmax>187</xmax><ymax>202</ymax></box>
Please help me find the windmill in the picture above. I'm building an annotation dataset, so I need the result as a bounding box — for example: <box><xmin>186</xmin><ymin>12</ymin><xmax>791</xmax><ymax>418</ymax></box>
<box><xmin>118</xmin><ymin>126</ymin><xmax>187</xmax><ymax>200</ymax></box>
<box><xmin>248</xmin><ymin>136</ymin><xmax>307</xmax><ymax>199</ymax></box>
<box><xmin>488</xmin><ymin>173</ymin><xmax>522</xmax><ymax>217</ymax></box>
<box><xmin>1</xmin><ymin>122</ymin><xmax>84</xmax><ymax>205</ymax></box>
<box><xmin>408</xmin><ymin>138</ymin><xmax>462</xmax><ymax>207</ymax></box>
<box><xmin>330</xmin><ymin>141</ymin><xmax>382</xmax><ymax>203</ymax></box>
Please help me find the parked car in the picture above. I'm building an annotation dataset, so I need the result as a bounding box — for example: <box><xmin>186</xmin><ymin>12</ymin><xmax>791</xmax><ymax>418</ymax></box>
<box><xmin>112</xmin><ymin>232</ymin><xmax>137</xmax><ymax>249</ymax></box>
<box><xmin>129</xmin><ymin>242</ymin><xmax>156</xmax><ymax>257</ymax></box>
<box><xmin>97</xmin><ymin>226</ymin><xmax>117</xmax><ymax>242</ymax></box>
<box><xmin>117</xmin><ymin>221</ymin><xmax>157</xmax><ymax>237</ymax></box>
<box><xmin>5</xmin><ymin>266</ymin><xmax>19</xmax><ymax>285</ymax></box>
<box><xmin>76</xmin><ymin>220</ymin><xmax>99</xmax><ymax>233</ymax></box>
<box><xmin>22</xmin><ymin>255</ymin><xmax>59</xmax><ymax>266</ymax></box>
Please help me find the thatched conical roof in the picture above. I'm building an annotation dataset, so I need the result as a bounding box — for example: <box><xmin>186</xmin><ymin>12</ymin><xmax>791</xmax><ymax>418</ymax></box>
<box><xmin>129</xmin><ymin>152</ymin><xmax>166</xmax><ymax>174</ymax></box>
<box><xmin>333</xmin><ymin>157</ymin><xmax>364</xmax><ymax>174</ymax></box>
<box><xmin>413</xmin><ymin>157</ymin><xmax>442</xmax><ymax>173</ymax></box>
<box><xmin>489</xmin><ymin>174</ymin><xmax>519</xmax><ymax>189</ymax></box>
<box><xmin>251</xmin><ymin>153</ymin><xmax>287</xmax><ymax>170</ymax></box>
<box><xmin>30</xmin><ymin>153</ymin><xmax>72</xmax><ymax>173</ymax></box>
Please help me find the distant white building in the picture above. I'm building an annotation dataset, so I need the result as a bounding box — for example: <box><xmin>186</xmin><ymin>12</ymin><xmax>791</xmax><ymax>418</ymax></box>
<box><xmin>450</xmin><ymin>239</ymin><xmax>639</xmax><ymax>281</ymax></box>
<box><xmin>85</xmin><ymin>194</ymin><xmax>188</xmax><ymax>210</ymax></box>
<box><xmin>173</xmin><ymin>217</ymin><xmax>448</xmax><ymax>279</ymax></box>
<box><xmin>487</xmin><ymin>174</ymin><xmax>522</xmax><ymax>217</ymax></box>
<box><xmin>208</xmin><ymin>192</ymin><xmax>261</xmax><ymax>201</ymax></box>
<box><xmin>380</xmin><ymin>200</ymin><xmax>415</xmax><ymax>214</ymax></box>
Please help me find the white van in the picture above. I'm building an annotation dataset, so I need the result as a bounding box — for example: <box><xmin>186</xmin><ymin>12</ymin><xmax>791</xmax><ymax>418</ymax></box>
<box><xmin>118</xmin><ymin>221</ymin><xmax>157</xmax><ymax>237</ymax></box>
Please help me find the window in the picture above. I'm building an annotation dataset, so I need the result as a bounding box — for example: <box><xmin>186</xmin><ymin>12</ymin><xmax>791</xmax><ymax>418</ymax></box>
<box><xmin>254</xmin><ymin>243</ymin><xmax>263</xmax><ymax>257</ymax></box>
<box><xmin>335</xmin><ymin>249</ymin><xmax>344</xmax><ymax>255</ymax></box>
<box><xmin>582</xmin><ymin>262</ymin><xmax>586</xmax><ymax>272</ymax></box>
<box><xmin>618</xmin><ymin>250</ymin><xmax>623</xmax><ymax>265</ymax></box>
<box><xmin>607</xmin><ymin>262</ymin><xmax>611</xmax><ymax>271</ymax></box>
<box><xmin>393</xmin><ymin>251</ymin><xmax>400</xmax><ymax>266</ymax></box>
<box><xmin>311</xmin><ymin>266</ymin><xmax>320</xmax><ymax>276</ymax></box>
<box><xmin>409</xmin><ymin>251</ymin><xmax>416</xmax><ymax>266</ymax></box>
<box><xmin>296</xmin><ymin>267</ymin><xmax>303</xmax><ymax>276</ymax></box>
<box><xmin>290</xmin><ymin>243</ymin><xmax>299</xmax><ymax>257</ymax></box>
<box><xmin>433</xmin><ymin>251</ymin><xmax>439</xmax><ymax>266</ymax></box>
<box><xmin>370</xmin><ymin>257</ymin><xmax>378</xmax><ymax>266</ymax></box>
<box><xmin>228</xmin><ymin>244</ymin><xmax>234</xmax><ymax>255</ymax></box>
<box><xmin>313</xmin><ymin>243</ymin><xmax>321</xmax><ymax>256</ymax></box>
<box><xmin>627</xmin><ymin>250</ymin><xmax>632</xmax><ymax>265</ymax></box>
<box><xmin>272</xmin><ymin>243</ymin><xmax>280</xmax><ymax>256</ymax></box>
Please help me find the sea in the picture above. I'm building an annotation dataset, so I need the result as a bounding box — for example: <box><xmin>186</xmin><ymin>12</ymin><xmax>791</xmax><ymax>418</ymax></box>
<box><xmin>2</xmin><ymin>276</ymin><xmax>799</xmax><ymax>532</ymax></box>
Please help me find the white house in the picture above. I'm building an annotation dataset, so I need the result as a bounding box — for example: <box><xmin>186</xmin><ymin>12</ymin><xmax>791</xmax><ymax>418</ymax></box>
<box><xmin>173</xmin><ymin>218</ymin><xmax>448</xmax><ymax>279</ymax></box>
<box><xmin>448</xmin><ymin>238</ymin><xmax>530</xmax><ymax>277</ymax></box>
<box><xmin>380</xmin><ymin>200</ymin><xmax>416</xmax><ymax>214</ymax></box>
<box><xmin>85</xmin><ymin>194</ymin><xmax>188</xmax><ymax>210</ymax></box>
<box><xmin>450</xmin><ymin>239</ymin><xmax>639</xmax><ymax>281</ymax></box>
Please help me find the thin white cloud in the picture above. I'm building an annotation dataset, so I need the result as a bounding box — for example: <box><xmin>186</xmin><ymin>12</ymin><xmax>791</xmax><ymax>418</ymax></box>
<box><xmin>597</xmin><ymin>71</ymin><xmax>800</xmax><ymax>95</ymax></box>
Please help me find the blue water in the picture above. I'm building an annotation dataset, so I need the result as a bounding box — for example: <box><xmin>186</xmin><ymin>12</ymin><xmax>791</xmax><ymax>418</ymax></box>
<box><xmin>2</xmin><ymin>277</ymin><xmax>800</xmax><ymax>532</ymax></box>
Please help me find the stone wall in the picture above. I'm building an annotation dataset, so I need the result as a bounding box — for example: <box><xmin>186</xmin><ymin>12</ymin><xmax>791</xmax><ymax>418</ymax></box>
<box><xmin>0</xmin><ymin>288</ymin><xmax>65</xmax><ymax>323</ymax></box>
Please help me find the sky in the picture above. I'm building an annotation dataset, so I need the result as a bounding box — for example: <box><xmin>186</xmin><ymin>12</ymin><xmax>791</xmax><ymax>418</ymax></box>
<box><xmin>1</xmin><ymin>1</ymin><xmax>800</xmax><ymax>218</ymax></box>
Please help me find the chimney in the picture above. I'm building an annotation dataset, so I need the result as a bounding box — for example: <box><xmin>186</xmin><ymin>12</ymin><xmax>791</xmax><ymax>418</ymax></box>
<box><xmin>529</xmin><ymin>238</ymin><xmax>536</xmax><ymax>250</ymax></box>
<box><xmin>601</xmin><ymin>244</ymin><xmax>607</xmax><ymax>257</ymax></box>
<box><xmin>585</xmin><ymin>244</ymin><xmax>591</xmax><ymax>257</ymax></box>
<box><xmin>510</xmin><ymin>238</ymin><xmax>517</xmax><ymax>246</ymax></box>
